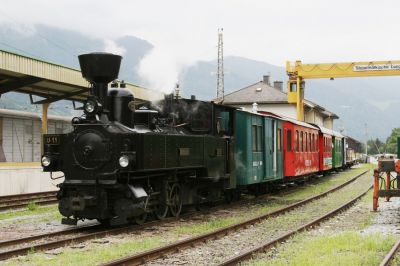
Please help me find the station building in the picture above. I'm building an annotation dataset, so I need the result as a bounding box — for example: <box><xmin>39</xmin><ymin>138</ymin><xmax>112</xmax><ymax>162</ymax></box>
<box><xmin>221</xmin><ymin>75</ymin><xmax>339</xmax><ymax>129</ymax></box>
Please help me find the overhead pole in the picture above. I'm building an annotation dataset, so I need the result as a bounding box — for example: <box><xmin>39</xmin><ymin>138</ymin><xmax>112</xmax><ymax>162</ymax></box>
<box><xmin>216</xmin><ymin>28</ymin><xmax>224</xmax><ymax>103</ymax></box>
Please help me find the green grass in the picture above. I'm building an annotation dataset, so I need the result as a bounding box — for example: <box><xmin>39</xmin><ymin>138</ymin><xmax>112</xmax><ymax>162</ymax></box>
<box><xmin>173</xmin><ymin>216</ymin><xmax>239</xmax><ymax>235</ymax></box>
<box><xmin>249</xmin><ymin>232</ymin><xmax>395</xmax><ymax>266</ymax></box>
<box><xmin>247</xmin><ymin>165</ymin><xmax>372</xmax><ymax>216</ymax></box>
<box><xmin>5</xmin><ymin>236</ymin><xmax>166</xmax><ymax>266</ymax></box>
<box><xmin>283</xmin><ymin>165</ymin><xmax>372</xmax><ymax>202</ymax></box>
<box><xmin>27</xmin><ymin>201</ymin><xmax>38</xmax><ymax>211</ymax></box>
<box><xmin>3</xmin><ymin>165</ymin><xmax>374</xmax><ymax>265</ymax></box>
<box><xmin>0</xmin><ymin>204</ymin><xmax>60</xmax><ymax>225</ymax></box>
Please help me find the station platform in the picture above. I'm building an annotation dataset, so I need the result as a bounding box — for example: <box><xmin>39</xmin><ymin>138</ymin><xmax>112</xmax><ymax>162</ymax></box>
<box><xmin>0</xmin><ymin>163</ymin><xmax>62</xmax><ymax>196</ymax></box>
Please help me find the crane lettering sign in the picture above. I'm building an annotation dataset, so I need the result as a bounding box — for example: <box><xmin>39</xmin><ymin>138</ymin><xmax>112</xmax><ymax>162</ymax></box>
<box><xmin>353</xmin><ymin>64</ymin><xmax>400</xmax><ymax>71</ymax></box>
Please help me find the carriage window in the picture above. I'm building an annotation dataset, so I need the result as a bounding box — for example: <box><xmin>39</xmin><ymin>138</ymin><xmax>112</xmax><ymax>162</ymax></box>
<box><xmin>305</xmin><ymin>133</ymin><xmax>308</xmax><ymax>152</ymax></box>
<box><xmin>257</xmin><ymin>126</ymin><xmax>262</xmax><ymax>151</ymax></box>
<box><xmin>313</xmin><ymin>134</ymin><xmax>316</xmax><ymax>151</ymax></box>
<box><xmin>272</xmin><ymin>121</ymin><xmax>275</xmax><ymax>152</ymax></box>
<box><xmin>309</xmin><ymin>133</ymin><xmax>312</xmax><ymax>152</ymax></box>
<box><xmin>252</xmin><ymin>125</ymin><xmax>257</xmax><ymax>152</ymax></box>
<box><xmin>326</xmin><ymin>138</ymin><xmax>328</xmax><ymax>152</ymax></box>
<box><xmin>287</xmin><ymin>130</ymin><xmax>292</xmax><ymax>151</ymax></box>
<box><xmin>296</xmin><ymin>130</ymin><xmax>299</xmax><ymax>152</ymax></box>
<box><xmin>311</xmin><ymin>134</ymin><xmax>313</xmax><ymax>151</ymax></box>
<box><xmin>315</xmin><ymin>134</ymin><xmax>318</xmax><ymax>152</ymax></box>
<box><xmin>277</xmin><ymin>129</ymin><xmax>282</xmax><ymax>151</ymax></box>
<box><xmin>300</xmin><ymin>132</ymin><xmax>304</xmax><ymax>152</ymax></box>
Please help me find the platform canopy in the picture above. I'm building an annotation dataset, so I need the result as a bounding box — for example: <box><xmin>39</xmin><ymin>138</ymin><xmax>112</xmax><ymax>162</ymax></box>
<box><xmin>0</xmin><ymin>49</ymin><xmax>164</xmax><ymax>105</ymax></box>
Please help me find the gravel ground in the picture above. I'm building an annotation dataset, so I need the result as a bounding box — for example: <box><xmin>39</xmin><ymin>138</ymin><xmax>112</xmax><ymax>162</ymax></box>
<box><xmin>0</xmin><ymin>168</ymin><xmax>363</xmax><ymax>242</ymax></box>
<box><xmin>146</xmin><ymin>171</ymin><xmax>372</xmax><ymax>266</ymax></box>
<box><xmin>362</xmin><ymin>197</ymin><xmax>400</xmax><ymax>235</ymax></box>
<box><xmin>245</xmin><ymin>179</ymin><xmax>400</xmax><ymax>265</ymax></box>
<box><xmin>0</xmin><ymin>215</ymin><xmax>97</xmax><ymax>241</ymax></box>
<box><xmin>1</xmin><ymin>168</ymin><xmax>370</xmax><ymax>265</ymax></box>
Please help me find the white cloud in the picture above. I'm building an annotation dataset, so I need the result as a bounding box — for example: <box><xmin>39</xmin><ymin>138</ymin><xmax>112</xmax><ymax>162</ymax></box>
<box><xmin>0</xmin><ymin>0</ymin><xmax>399</xmax><ymax>64</ymax></box>
<box><xmin>103</xmin><ymin>39</ymin><xmax>126</xmax><ymax>55</ymax></box>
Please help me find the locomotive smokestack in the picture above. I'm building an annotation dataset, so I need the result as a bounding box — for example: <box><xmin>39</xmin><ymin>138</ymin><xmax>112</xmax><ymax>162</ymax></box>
<box><xmin>78</xmin><ymin>52</ymin><xmax>122</xmax><ymax>107</ymax></box>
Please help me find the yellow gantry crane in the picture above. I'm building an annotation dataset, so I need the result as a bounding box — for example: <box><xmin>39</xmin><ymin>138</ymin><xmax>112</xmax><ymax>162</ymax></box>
<box><xmin>286</xmin><ymin>60</ymin><xmax>400</xmax><ymax>121</ymax></box>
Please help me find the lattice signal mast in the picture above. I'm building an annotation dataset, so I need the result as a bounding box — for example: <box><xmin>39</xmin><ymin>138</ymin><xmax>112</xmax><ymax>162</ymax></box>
<box><xmin>216</xmin><ymin>28</ymin><xmax>224</xmax><ymax>102</ymax></box>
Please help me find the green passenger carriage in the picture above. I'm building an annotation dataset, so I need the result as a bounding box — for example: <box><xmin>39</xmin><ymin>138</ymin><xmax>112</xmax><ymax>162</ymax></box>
<box><xmin>234</xmin><ymin>110</ymin><xmax>284</xmax><ymax>188</ymax></box>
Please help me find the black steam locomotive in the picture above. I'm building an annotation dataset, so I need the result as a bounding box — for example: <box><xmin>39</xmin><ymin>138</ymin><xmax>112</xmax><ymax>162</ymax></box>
<box><xmin>42</xmin><ymin>53</ymin><xmax>236</xmax><ymax>225</ymax></box>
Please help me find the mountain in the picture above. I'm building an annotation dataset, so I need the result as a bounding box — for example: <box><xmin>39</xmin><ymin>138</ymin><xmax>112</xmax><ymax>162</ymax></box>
<box><xmin>180</xmin><ymin>56</ymin><xmax>286</xmax><ymax>100</ymax></box>
<box><xmin>0</xmin><ymin>24</ymin><xmax>153</xmax><ymax>116</ymax></box>
<box><xmin>0</xmin><ymin>24</ymin><xmax>398</xmax><ymax>141</ymax></box>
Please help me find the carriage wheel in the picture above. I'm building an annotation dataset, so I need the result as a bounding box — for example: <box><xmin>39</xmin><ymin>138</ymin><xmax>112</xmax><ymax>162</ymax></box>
<box><xmin>154</xmin><ymin>202</ymin><xmax>168</xmax><ymax>220</ymax></box>
<box><xmin>135</xmin><ymin>212</ymin><xmax>148</xmax><ymax>225</ymax></box>
<box><xmin>224</xmin><ymin>190</ymin><xmax>233</xmax><ymax>204</ymax></box>
<box><xmin>169</xmin><ymin>183</ymin><xmax>182</xmax><ymax>217</ymax></box>
<box><xmin>155</xmin><ymin>181</ymin><xmax>169</xmax><ymax>220</ymax></box>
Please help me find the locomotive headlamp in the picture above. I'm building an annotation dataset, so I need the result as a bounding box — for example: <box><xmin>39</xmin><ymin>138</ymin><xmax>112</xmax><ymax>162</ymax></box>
<box><xmin>119</xmin><ymin>155</ymin><xmax>130</xmax><ymax>168</ymax></box>
<box><xmin>41</xmin><ymin>156</ymin><xmax>51</xmax><ymax>167</ymax></box>
<box><xmin>84</xmin><ymin>100</ymin><xmax>96</xmax><ymax>113</ymax></box>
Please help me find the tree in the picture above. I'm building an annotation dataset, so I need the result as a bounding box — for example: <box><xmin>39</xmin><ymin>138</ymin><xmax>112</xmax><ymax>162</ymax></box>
<box><xmin>367</xmin><ymin>138</ymin><xmax>385</xmax><ymax>155</ymax></box>
<box><xmin>385</xmin><ymin>128</ymin><xmax>400</xmax><ymax>154</ymax></box>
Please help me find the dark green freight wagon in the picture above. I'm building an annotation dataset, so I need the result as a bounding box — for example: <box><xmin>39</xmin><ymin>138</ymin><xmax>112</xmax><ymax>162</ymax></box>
<box><xmin>234</xmin><ymin>110</ymin><xmax>284</xmax><ymax>186</ymax></box>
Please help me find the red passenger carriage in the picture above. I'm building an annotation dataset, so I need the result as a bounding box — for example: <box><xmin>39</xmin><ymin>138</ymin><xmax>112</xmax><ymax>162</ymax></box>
<box><xmin>282</xmin><ymin>119</ymin><xmax>319</xmax><ymax>178</ymax></box>
<box><xmin>314</xmin><ymin>126</ymin><xmax>333</xmax><ymax>172</ymax></box>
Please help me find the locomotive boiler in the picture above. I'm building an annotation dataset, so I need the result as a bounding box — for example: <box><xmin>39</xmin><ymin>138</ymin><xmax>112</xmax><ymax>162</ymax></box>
<box><xmin>42</xmin><ymin>53</ymin><xmax>236</xmax><ymax>226</ymax></box>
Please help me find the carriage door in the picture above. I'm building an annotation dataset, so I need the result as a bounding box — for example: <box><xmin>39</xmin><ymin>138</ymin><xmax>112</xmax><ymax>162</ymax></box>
<box><xmin>275</xmin><ymin>122</ymin><xmax>283</xmax><ymax>178</ymax></box>
<box><xmin>264</xmin><ymin>118</ymin><xmax>273</xmax><ymax>179</ymax></box>
<box><xmin>252</xmin><ymin>115</ymin><xmax>264</xmax><ymax>182</ymax></box>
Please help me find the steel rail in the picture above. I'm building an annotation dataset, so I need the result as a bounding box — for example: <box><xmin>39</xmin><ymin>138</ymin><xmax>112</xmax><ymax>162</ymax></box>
<box><xmin>0</xmin><ymin>191</ymin><xmax>57</xmax><ymax>202</ymax></box>
<box><xmin>217</xmin><ymin>185</ymin><xmax>372</xmax><ymax>266</ymax></box>
<box><xmin>101</xmin><ymin>170</ymin><xmax>369</xmax><ymax>266</ymax></box>
<box><xmin>0</xmin><ymin>169</ymin><xmax>367</xmax><ymax>261</ymax></box>
<box><xmin>379</xmin><ymin>239</ymin><xmax>400</xmax><ymax>266</ymax></box>
<box><xmin>0</xmin><ymin>191</ymin><xmax>58</xmax><ymax>211</ymax></box>
<box><xmin>0</xmin><ymin>199</ymin><xmax>58</xmax><ymax>211</ymax></box>
<box><xmin>0</xmin><ymin>170</ymin><xmax>348</xmax><ymax>249</ymax></box>
<box><xmin>0</xmin><ymin>224</ymin><xmax>102</xmax><ymax>249</ymax></box>
<box><xmin>0</xmin><ymin>216</ymin><xmax>180</xmax><ymax>261</ymax></box>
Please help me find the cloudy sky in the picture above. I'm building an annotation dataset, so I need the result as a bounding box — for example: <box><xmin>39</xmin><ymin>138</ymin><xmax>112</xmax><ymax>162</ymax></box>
<box><xmin>0</xmin><ymin>0</ymin><xmax>398</xmax><ymax>65</ymax></box>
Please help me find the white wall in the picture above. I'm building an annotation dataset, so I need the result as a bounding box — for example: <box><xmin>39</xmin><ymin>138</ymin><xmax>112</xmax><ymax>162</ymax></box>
<box><xmin>305</xmin><ymin>109</ymin><xmax>325</xmax><ymax>127</ymax></box>
<box><xmin>2</xmin><ymin>117</ymin><xmax>72</xmax><ymax>162</ymax></box>
<box><xmin>324</xmin><ymin>118</ymin><xmax>334</xmax><ymax>129</ymax></box>
<box><xmin>0</xmin><ymin>166</ymin><xmax>63</xmax><ymax>196</ymax></box>
<box><xmin>232</xmin><ymin>103</ymin><xmax>297</xmax><ymax>119</ymax></box>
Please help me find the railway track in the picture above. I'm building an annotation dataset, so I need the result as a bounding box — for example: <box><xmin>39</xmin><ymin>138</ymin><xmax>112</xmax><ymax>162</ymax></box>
<box><xmin>0</xmin><ymin>191</ymin><xmax>58</xmax><ymax>211</ymax></box>
<box><xmin>379</xmin><ymin>239</ymin><xmax>400</xmax><ymax>266</ymax></box>
<box><xmin>0</xmin><ymin>169</ymin><xmax>368</xmax><ymax>262</ymax></box>
<box><xmin>101</xmin><ymin>170</ymin><xmax>370</xmax><ymax>266</ymax></box>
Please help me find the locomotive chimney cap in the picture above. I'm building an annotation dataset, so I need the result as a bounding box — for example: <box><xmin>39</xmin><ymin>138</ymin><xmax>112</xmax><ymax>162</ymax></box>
<box><xmin>78</xmin><ymin>52</ymin><xmax>122</xmax><ymax>84</ymax></box>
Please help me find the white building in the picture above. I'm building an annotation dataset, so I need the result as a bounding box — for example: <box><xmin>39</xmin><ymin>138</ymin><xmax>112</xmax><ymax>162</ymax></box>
<box><xmin>0</xmin><ymin>108</ymin><xmax>72</xmax><ymax>162</ymax></box>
